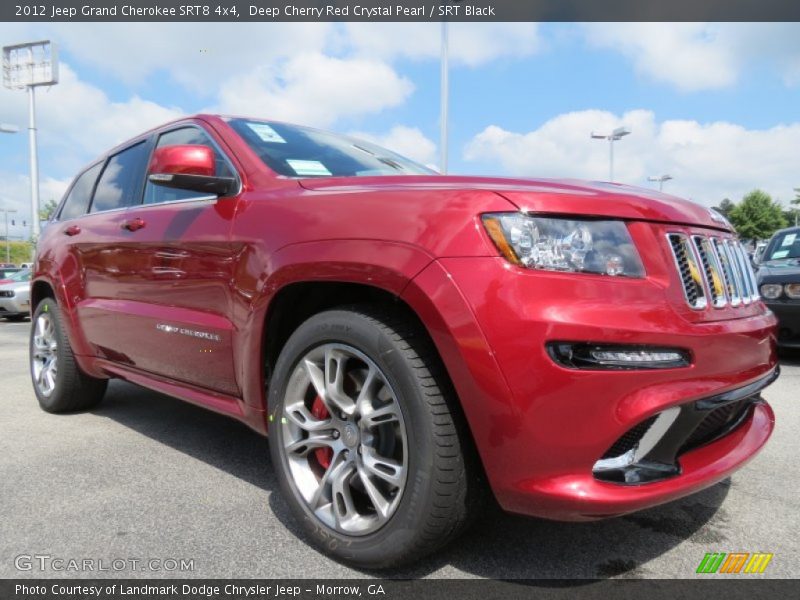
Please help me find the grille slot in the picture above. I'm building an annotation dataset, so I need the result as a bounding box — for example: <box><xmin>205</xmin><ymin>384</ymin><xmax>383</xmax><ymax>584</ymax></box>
<box><xmin>601</xmin><ymin>415</ymin><xmax>658</xmax><ymax>459</ymax></box>
<box><xmin>668</xmin><ymin>233</ymin><xmax>758</xmax><ymax>310</ymax></box>
<box><xmin>667</xmin><ymin>233</ymin><xmax>707</xmax><ymax>309</ymax></box>
<box><xmin>692</xmin><ymin>236</ymin><xmax>727</xmax><ymax>308</ymax></box>
<box><xmin>681</xmin><ymin>399</ymin><xmax>754</xmax><ymax>453</ymax></box>
<box><xmin>711</xmin><ymin>238</ymin><xmax>741</xmax><ymax>306</ymax></box>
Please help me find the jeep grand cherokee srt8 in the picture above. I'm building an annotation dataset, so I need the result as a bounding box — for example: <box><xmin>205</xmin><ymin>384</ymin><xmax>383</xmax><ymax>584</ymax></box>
<box><xmin>30</xmin><ymin>115</ymin><xmax>778</xmax><ymax>568</ymax></box>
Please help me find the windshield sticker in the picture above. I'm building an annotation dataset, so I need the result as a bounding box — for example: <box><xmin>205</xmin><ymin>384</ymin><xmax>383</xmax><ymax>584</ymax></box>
<box><xmin>246</xmin><ymin>122</ymin><xmax>286</xmax><ymax>144</ymax></box>
<box><xmin>781</xmin><ymin>233</ymin><xmax>796</xmax><ymax>246</ymax></box>
<box><xmin>772</xmin><ymin>250</ymin><xmax>790</xmax><ymax>259</ymax></box>
<box><xmin>286</xmin><ymin>159</ymin><xmax>332</xmax><ymax>177</ymax></box>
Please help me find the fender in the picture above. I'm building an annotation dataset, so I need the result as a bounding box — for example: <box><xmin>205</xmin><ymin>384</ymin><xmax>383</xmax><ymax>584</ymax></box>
<box><xmin>231</xmin><ymin>238</ymin><xmax>436</xmax><ymax>414</ymax></box>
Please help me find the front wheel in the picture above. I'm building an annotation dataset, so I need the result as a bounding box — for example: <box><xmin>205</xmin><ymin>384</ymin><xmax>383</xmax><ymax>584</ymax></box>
<box><xmin>268</xmin><ymin>306</ymin><xmax>482</xmax><ymax>568</ymax></box>
<box><xmin>30</xmin><ymin>298</ymin><xmax>107</xmax><ymax>413</ymax></box>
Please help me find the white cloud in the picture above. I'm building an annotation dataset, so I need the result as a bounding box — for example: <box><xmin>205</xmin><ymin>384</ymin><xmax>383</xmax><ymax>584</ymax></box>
<box><xmin>342</xmin><ymin>23</ymin><xmax>541</xmax><ymax>66</ymax></box>
<box><xmin>465</xmin><ymin>109</ymin><xmax>800</xmax><ymax>206</ymax></box>
<box><xmin>0</xmin><ymin>64</ymin><xmax>183</xmax><ymax>166</ymax></box>
<box><xmin>0</xmin><ymin>23</ymin><xmax>332</xmax><ymax>92</ymax></box>
<box><xmin>583</xmin><ymin>23</ymin><xmax>800</xmax><ymax>91</ymax></box>
<box><xmin>214</xmin><ymin>53</ymin><xmax>414</xmax><ymax>127</ymax></box>
<box><xmin>0</xmin><ymin>171</ymin><xmax>70</xmax><ymax>230</ymax></box>
<box><xmin>348</xmin><ymin>125</ymin><xmax>437</xmax><ymax>166</ymax></box>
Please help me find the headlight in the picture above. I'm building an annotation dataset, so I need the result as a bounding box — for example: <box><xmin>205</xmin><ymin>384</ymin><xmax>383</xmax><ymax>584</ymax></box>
<box><xmin>482</xmin><ymin>213</ymin><xmax>645</xmax><ymax>278</ymax></box>
<box><xmin>760</xmin><ymin>284</ymin><xmax>783</xmax><ymax>299</ymax></box>
<box><xmin>785</xmin><ymin>283</ymin><xmax>800</xmax><ymax>299</ymax></box>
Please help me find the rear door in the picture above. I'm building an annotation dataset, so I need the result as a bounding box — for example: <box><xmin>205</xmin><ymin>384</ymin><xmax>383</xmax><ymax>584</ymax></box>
<box><xmin>69</xmin><ymin>139</ymin><xmax>155</xmax><ymax>361</ymax></box>
<box><xmin>84</xmin><ymin>124</ymin><xmax>242</xmax><ymax>396</ymax></box>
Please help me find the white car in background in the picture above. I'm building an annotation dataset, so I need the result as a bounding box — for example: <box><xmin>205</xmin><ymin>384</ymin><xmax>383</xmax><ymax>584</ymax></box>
<box><xmin>0</xmin><ymin>269</ymin><xmax>32</xmax><ymax>321</ymax></box>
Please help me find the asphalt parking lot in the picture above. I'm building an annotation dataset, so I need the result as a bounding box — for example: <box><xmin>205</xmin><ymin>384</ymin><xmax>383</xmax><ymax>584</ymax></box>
<box><xmin>1</xmin><ymin>318</ymin><xmax>798</xmax><ymax>579</ymax></box>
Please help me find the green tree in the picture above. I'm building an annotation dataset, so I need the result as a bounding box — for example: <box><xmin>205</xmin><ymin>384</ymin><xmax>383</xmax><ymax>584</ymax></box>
<box><xmin>38</xmin><ymin>199</ymin><xmax>58</xmax><ymax>222</ymax></box>
<box><xmin>728</xmin><ymin>190</ymin><xmax>788</xmax><ymax>240</ymax></box>
<box><xmin>713</xmin><ymin>198</ymin><xmax>736</xmax><ymax>219</ymax></box>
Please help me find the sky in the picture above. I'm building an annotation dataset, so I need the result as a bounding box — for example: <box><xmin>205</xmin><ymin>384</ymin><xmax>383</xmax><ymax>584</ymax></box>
<box><xmin>1</xmin><ymin>22</ymin><xmax>799</xmax><ymax>238</ymax></box>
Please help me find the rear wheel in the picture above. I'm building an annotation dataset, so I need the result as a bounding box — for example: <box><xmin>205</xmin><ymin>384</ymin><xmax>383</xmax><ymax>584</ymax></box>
<box><xmin>268</xmin><ymin>305</ymin><xmax>482</xmax><ymax>568</ymax></box>
<box><xmin>30</xmin><ymin>298</ymin><xmax>107</xmax><ymax>413</ymax></box>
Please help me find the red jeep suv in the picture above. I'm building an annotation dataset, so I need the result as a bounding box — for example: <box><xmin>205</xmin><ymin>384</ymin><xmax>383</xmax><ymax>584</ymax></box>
<box><xmin>31</xmin><ymin>114</ymin><xmax>778</xmax><ymax>568</ymax></box>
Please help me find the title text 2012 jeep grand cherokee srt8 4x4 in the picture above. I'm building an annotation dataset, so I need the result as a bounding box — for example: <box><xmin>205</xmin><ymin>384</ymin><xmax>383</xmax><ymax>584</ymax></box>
<box><xmin>30</xmin><ymin>115</ymin><xmax>778</xmax><ymax>568</ymax></box>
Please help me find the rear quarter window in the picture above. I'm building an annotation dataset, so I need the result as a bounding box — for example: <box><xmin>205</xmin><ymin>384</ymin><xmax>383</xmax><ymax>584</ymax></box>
<box><xmin>59</xmin><ymin>163</ymin><xmax>102</xmax><ymax>221</ymax></box>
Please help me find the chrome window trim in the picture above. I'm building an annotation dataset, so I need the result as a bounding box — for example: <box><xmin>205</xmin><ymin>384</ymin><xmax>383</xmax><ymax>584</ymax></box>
<box><xmin>128</xmin><ymin>195</ymin><xmax>219</xmax><ymax>212</ymax></box>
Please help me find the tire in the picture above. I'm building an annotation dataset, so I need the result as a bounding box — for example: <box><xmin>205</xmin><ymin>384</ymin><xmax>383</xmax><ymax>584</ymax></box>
<box><xmin>268</xmin><ymin>305</ymin><xmax>483</xmax><ymax>569</ymax></box>
<box><xmin>30</xmin><ymin>297</ymin><xmax>107</xmax><ymax>413</ymax></box>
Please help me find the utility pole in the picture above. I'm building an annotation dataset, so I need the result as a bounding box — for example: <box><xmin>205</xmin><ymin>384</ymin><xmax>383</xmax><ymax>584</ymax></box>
<box><xmin>1</xmin><ymin>208</ymin><xmax>17</xmax><ymax>264</ymax></box>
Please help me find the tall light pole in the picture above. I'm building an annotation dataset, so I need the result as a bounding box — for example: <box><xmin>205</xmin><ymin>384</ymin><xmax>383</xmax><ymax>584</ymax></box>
<box><xmin>591</xmin><ymin>126</ymin><xmax>631</xmax><ymax>182</ymax></box>
<box><xmin>648</xmin><ymin>174</ymin><xmax>673</xmax><ymax>192</ymax></box>
<box><xmin>1</xmin><ymin>126</ymin><xmax>19</xmax><ymax>263</ymax></box>
<box><xmin>1</xmin><ymin>207</ymin><xmax>18</xmax><ymax>264</ymax></box>
<box><xmin>2</xmin><ymin>40</ymin><xmax>59</xmax><ymax>244</ymax></box>
<box><xmin>440</xmin><ymin>20</ymin><xmax>449</xmax><ymax>174</ymax></box>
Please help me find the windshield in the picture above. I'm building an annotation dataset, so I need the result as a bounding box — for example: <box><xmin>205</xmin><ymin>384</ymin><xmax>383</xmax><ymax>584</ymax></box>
<box><xmin>227</xmin><ymin>118</ymin><xmax>435</xmax><ymax>178</ymax></box>
<box><xmin>765</xmin><ymin>231</ymin><xmax>800</xmax><ymax>262</ymax></box>
<box><xmin>5</xmin><ymin>269</ymin><xmax>31</xmax><ymax>282</ymax></box>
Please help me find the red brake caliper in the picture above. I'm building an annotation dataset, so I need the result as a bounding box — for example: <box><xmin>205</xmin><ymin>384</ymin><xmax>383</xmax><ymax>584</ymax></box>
<box><xmin>311</xmin><ymin>395</ymin><xmax>333</xmax><ymax>469</ymax></box>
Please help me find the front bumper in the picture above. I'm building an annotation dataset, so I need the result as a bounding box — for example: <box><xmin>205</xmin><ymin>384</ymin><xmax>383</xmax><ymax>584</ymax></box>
<box><xmin>405</xmin><ymin>255</ymin><xmax>778</xmax><ymax>521</ymax></box>
<box><xmin>0</xmin><ymin>295</ymin><xmax>30</xmax><ymax>316</ymax></box>
<box><xmin>765</xmin><ymin>300</ymin><xmax>800</xmax><ymax>348</ymax></box>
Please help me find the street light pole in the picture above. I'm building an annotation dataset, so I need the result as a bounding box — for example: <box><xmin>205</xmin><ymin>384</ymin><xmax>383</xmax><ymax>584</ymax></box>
<box><xmin>440</xmin><ymin>20</ymin><xmax>449</xmax><ymax>174</ymax></box>
<box><xmin>3</xmin><ymin>40</ymin><xmax>59</xmax><ymax>248</ymax></box>
<box><xmin>590</xmin><ymin>127</ymin><xmax>631</xmax><ymax>182</ymax></box>
<box><xmin>648</xmin><ymin>174</ymin><xmax>673</xmax><ymax>192</ymax></box>
<box><xmin>28</xmin><ymin>84</ymin><xmax>40</xmax><ymax>240</ymax></box>
<box><xmin>1</xmin><ymin>208</ymin><xmax>17</xmax><ymax>264</ymax></box>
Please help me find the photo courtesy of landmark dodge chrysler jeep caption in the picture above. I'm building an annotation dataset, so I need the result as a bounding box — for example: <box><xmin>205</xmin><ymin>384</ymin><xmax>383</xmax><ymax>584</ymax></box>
<box><xmin>29</xmin><ymin>114</ymin><xmax>778</xmax><ymax>568</ymax></box>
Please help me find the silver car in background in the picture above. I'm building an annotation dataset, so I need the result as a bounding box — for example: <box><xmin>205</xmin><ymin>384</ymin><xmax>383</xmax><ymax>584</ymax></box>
<box><xmin>0</xmin><ymin>270</ymin><xmax>32</xmax><ymax>321</ymax></box>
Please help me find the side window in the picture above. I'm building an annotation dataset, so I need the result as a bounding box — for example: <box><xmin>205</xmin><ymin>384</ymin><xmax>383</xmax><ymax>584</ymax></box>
<box><xmin>59</xmin><ymin>163</ymin><xmax>102</xmax><ymax>221</ymax></box>
<box><xmin>143</xmin><ymin>127</ymin><xmax>235</xmax><ymax>205</ymax></box>
<box><xmin>91</xmin><ymin>141</ymin><xmax>149</xmax><ymax>213</ymax></box>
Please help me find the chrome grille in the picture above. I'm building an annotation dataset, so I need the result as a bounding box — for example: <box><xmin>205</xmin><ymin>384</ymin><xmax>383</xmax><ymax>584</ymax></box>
<box><xmin>668</xmin><ymin>233</ymin><xmax>759</xmax><ymax>310</ymax></box>
<box><xmin>667</xmin><ymin>233</ymin><xmax>707</xmax><ymax>309</ymax></box>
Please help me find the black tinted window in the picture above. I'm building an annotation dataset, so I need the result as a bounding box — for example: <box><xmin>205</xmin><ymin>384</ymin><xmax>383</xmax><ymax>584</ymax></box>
<box><xmin>143</xmin><ymin>127</ymin><xmax>235</xmax><ymax>205</ymax></box>
<box><xmin>91</xmin><ymin>142</ymin><xmax>148</xmax><ymax>213</ymax></box>
<box><xmin>60</xmin><ymin>163</ymin><xmax>101</xmax><ymax>221</ymax></box>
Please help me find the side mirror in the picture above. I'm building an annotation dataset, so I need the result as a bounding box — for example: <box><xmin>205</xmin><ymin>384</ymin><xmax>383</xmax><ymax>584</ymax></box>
<box><xmin>147</xmin><ymin>144</ymin><xmax>236</xmax><ymax>196</ymax></box>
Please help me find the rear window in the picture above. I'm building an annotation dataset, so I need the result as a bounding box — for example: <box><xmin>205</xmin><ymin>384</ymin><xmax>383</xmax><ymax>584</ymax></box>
<box><xmin>226</xmin><ymin>118</ymin><xmax>433</xmax><ymax>178</ymax></box>
<box><xmin>59</xmin><ymin>163</ymin><xmax>102</xmax><ymax>221</ymax></box>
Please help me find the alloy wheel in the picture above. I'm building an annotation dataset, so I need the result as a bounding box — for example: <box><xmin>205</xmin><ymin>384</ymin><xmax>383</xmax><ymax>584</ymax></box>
<box><xmin>281</xmin><ymin>343</ymin><xmax>408</xmax><ymax>536</ymax></box>
<box><xmin>31</xmin><ymin>313</ymin><xmax>59</xmax><ymax>397</ymax></box>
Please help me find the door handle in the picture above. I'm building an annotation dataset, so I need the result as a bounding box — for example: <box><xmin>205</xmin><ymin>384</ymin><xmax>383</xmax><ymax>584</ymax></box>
<box><xmin>122</xmin><ymin>217</ymin><xmax>146</xmax><ymax>232</ymax></box>
<box><xmin>64</xmin><ymin>225</ymin><xmax>81</xmax><ymax>236</ymax></box>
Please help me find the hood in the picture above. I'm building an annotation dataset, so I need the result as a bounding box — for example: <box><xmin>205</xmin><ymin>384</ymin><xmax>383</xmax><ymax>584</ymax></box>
<box><xmin>299</xmin><ymin>175</ymin><xmax>732</xmax><ymax>232</ymax></box>
<box><xmin>757</xmin><ymin>260</ymin><xmax>800</xmax><ymax>282</ymax></box>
